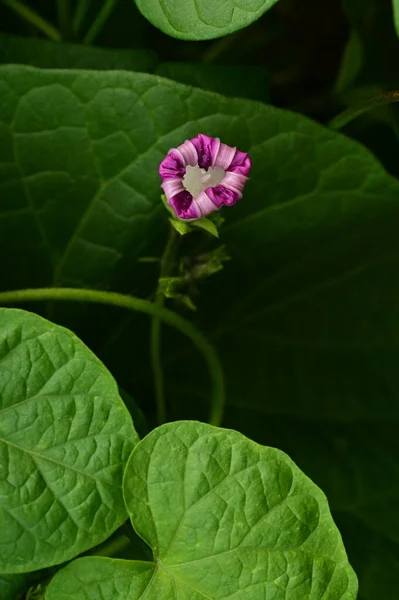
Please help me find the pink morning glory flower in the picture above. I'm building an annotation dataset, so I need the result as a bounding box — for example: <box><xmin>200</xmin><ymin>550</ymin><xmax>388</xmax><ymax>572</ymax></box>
<box><xmin>159</xmin><ymin>134</ymin><xmax>251</xmax><ymax>220</ymax></box>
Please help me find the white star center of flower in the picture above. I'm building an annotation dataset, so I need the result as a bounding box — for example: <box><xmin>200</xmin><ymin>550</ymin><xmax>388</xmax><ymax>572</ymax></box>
<box><xmin>183</xmin><ymin>164</ymin><xmax>225</xmax><ymax>198</ymax></box>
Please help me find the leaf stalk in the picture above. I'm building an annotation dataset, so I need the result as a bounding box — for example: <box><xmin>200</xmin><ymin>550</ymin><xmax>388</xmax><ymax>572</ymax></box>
<box><xmin>83</xmin><ymin>0</ymin><xmax>118</xmax><ymax>44</ymax></box>
<box><xmin>329</xmin><ymin>90</ymin><xmax>399</xmax><ymax>129</ymax></box>
<box><xmin>0</xmin><ymin>287</ymin><xmax>225</xmax><ymax>427</ymax></box>
<box><xmin>1</xmin><ymin>0</ymin><xmax>61</xmax><ymax>41</ymax></box>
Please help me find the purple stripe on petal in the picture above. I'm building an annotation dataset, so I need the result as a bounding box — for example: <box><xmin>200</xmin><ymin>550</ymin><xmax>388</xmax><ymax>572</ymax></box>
<box><xmin>227</xmin><ymin>149</ymin><xmax>251</xmax><ymax>176</ymax></box>
<box><xmin>191</xmin><ymin>134</ymin><xmax>220</xmax><ymax>169</ymax></box>
<box><xmin>214</xmin><ymin>142</ymin><xmax>236</xmax><ymax>170</ymax></box>
<box><xmin>159</xmin><ymin>151</ymin><xmax>185</xmax><ymax>181</ymax></box>
<box><xmin>205</xmin><ymin>184</ymin><xmax>241</xmax><ymax>208</ymax></box>
<box><xmin>169</xmin><ymin>191</ymin><xmax>201</xmax><ymax>220</ymax></box>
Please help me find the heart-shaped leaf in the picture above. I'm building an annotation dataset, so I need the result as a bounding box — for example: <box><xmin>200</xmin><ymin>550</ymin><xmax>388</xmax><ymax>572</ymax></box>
<box><xmin>135</xmin><ymin>0</ymin><xmax>280</xmax><ymax>40</ymax></box>
<box><xmin>46</xmin><ymin>421</ymin><xmax>358</xmax><ymax>599</ymax></box>
<box><xmin>0</xmin><ymin>308</ymin><xmax>138</xmax><ymax>573</ymax></box>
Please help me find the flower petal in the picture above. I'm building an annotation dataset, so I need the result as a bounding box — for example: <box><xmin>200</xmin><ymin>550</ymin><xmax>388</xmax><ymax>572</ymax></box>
<box><xmin>191</xmin><ymin>134</ymin><xmax>221</xmax><ymax>169</ymax></box>
<box><xmin>195</xmin><ymin>190</ymin><xmax>218</xmax><ymax>216</ymax></box>
<box><xmin>221</xmin><ymin>171</ymin><xmax>248</xmax><ymax>193</ymax></box>
<box><xmin>161</xmin><ymin>178</ymin><xmax>185</xmax><ymax>198</ymax></box>
<box><xmin>175</xmin><ymin>139</ymin><xmax>199</xmax><ymax>166</ymax></box>
<box><xmin>169</xmin><ymin>191</ymin><xmax>201</xmax><ymax>220</ymax></box>
<box><xmin>213</xmin><ymin>142</ymin><xmax>237</xmax><ymax>170</ymax></box>
<box><xmin>205</xmin><ymin>184</ymin><xmax>241</xmax><ymax>208</ymax></box>
<box><xmin>159</xmin><ymin>151</ymin><xmax>185</xmax><ymax>181</ymax></box>
<box><xmin>227</xmin><ymin>149</ymin><xmax>251</xmax><ymax>176</ymax></box>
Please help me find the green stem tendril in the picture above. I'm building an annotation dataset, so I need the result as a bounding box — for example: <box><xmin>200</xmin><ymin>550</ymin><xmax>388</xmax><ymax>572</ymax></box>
<box><xmin>151</xmin><ymin>228</ymin><xmax>180</xmax><ymax>426</ymax></box>
<box><xmin>1</xmin><ymin>0</ymin><xmax>61</xmax><ymax>41</ymax></box>
<box><xmin>329</xmin><ymin>90</ymin><xmax>399</xmax><ymax>130</ymax></box>
<box><xmin>72</xmin><ymin>0</ymin><xmax>90</xmax><ymax>36</ymax></box>
<box><xmin>83</xmin><ymin>0</ymin><xmax>119</xmax><ymax>45</ymax></box>
<box><xmin>0</xmin><ymin>287</ymin><xmax>225</xmax><ymax>427</ymax></box>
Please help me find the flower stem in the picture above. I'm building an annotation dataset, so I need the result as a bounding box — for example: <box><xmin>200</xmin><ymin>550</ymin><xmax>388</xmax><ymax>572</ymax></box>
<box><xmin>83</xmin><ymin>0</ymin><xmax>118</xmax><ymax>44</ymax></box>
<box><xmin>151</xmin><ymin>228</ymin><xmax>179</xmax><ymax>425</ymax></box>
<box><xmin>329</xmin><ymin>90</ymin><xmax>399</xmax><ymax>129</ymax></box>
<box><xmin>0</xmin><ymin>287</ymin><xmax>225</xmax><ymax>426</ymax></box>
<box><xmin>1</xmin><ymin>0</ymin><xmax>61</xmax><ymax>41</ymax></box>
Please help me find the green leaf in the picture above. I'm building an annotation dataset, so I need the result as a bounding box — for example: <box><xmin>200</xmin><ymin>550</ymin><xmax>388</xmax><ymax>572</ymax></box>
<box><xmin>0</xmin><ymin>62</ymin><xmax>392</xmax><ymax>296</ymax></box>
<box><xmin>0</xmin><ymin>65</ymin><xmax>168</xmax><ymax>291</ymax></box>
<box><xmin>156</xmin><ymin>62</ymin><xmax>269</xmax><ymax>102</ymax></box>
<box><xmin>46</xmin><ymin>421</ymin><xmax>358</xmax><ymax>599</ymax></box>
<box><xmin>0</xmin><ymin>573</ymin><xmax>26</xmax><ymax>600</ymax></box>
<box><xmin>0</xmin><ymin>308</ymin><xmax>138</xmax><ymax>573</ymax></box>
<box><xmin>46</xmin><ymin>558</ymin><xmax>154</xmax><ymax>599</ymax></box>
<box><xmin>0</xmin><ymin>34</ymin><xmax>157</xmax><ymax>72</ymax></box>
<box><xmin>134</xmin><ymin>0</ymin><xmax>280</xmax><ymax>40</ymax></box>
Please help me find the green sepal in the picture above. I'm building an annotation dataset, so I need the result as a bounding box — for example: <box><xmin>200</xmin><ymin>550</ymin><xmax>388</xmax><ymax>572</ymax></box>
<box><xmin>169</xmin><ymin>218</ymin><xmax>191</xmax><ymax>236</ymax></box>
<box><xmin>162</xmin><ymin>195</ymin><xmax>222</xmax><ymax>238</ymax></box>
<box><xmin>190</xmin><ymin>217</ymin><xmax>219</xmax><ymax>238</ymax></box>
